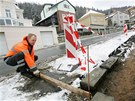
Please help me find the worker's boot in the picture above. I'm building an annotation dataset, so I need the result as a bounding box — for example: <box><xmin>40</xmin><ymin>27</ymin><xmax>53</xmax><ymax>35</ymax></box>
<box><xmin>19</xmin><ymin>67</ymin><xmax>35</xmax><ymax>79</ymax></box>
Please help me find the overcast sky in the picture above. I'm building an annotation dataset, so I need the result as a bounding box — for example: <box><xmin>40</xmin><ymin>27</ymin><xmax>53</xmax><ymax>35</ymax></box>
<box><xmin>15</xmin><ymin>0</ymin><xmax>135</xmax><ymax>10</ymax></box>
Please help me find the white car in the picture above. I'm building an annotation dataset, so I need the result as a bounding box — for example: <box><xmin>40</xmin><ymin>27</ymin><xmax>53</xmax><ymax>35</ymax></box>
<box><xmin>131</xmin><ymin>25</ymin><xmax>135</xmax><ymax>30</ymax></box>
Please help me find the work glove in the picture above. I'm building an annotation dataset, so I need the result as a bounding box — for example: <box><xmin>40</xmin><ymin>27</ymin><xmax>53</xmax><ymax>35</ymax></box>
<box><xmin>33</xmin><ymin>69</ymin><xmax>40</xmax><ymax>77</ymax></box>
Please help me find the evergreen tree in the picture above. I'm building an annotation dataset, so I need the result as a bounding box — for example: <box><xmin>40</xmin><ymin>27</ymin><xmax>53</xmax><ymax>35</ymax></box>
<box><xmin>18</xmin><ymin>3</ymin><xmax>43</xmax><ymax>24</ymax></box>
<box><xmin>16</xmin><ymin>2</ymin><xmax>131</xmax><ymax>24</ymax></box>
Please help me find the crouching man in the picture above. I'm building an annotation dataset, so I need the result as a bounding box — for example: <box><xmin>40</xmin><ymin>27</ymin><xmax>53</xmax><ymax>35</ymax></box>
<box><xmin>4</xmin><ymin>33</ymin><xmax>40</xmax><ymax>79</ymax></box>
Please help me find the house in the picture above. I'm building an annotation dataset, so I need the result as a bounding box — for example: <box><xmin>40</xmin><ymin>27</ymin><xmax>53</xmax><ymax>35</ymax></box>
<box><xmin>0</xmin><ymin>0</ymin><xmax>58</xmax><ymax>56</ymax></box>
<box><xmin>126</xmin><ymin>6</ymin><xmax>135</xmax><ymax>25</ymax></box>
<box><xmin>0</xmin><ymin>0</ymin><xmax>32</xmax><ymax>26</ymax></box>
<box><xmin>0</xmin><ymin>26</ymin><xmax>58</xmax><ymax>55</ymax></box>
<box><xmin>106</xmin><ymin>11</ymin><xmax>130</xmax><ymax>27</ymax></box>
<box><xmin>35</xmin><ymin>0</ymin><xmax>76</xmax><ymax>33</ymax></box>
<box><xmin>78</xmin><ymin>10</ymin><xmax>107</xmax><ymax>35</ymax></box>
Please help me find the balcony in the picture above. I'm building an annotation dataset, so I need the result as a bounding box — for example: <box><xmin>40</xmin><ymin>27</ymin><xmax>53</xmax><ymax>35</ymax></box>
<box><xmin>0</xmin><ymin>17</ymin><xmax>24</xmax><ymax>26</ymax></box>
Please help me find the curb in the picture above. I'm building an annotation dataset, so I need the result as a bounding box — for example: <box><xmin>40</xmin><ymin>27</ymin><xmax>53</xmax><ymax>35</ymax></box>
<box><xmin>80</xmin><ymin>56</ymin><xmax>118</xmax><ymax>91</ymax></box>
<box><xmin>91</xmin><ymin>92</ymin><xmax>115</xmax><ymax>101</ymax></box>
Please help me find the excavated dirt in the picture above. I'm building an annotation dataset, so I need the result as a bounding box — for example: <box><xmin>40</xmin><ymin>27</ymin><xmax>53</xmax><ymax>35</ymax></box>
<box><xmin>98</xmin><ymin>49</ymin><xmax>135</xmax><ymax>101</ymax></box>
<box><xmin>97</xmin><ymin>35</ymin><xmax>135</xmax><ymax>101</ymax></box>
<box><xmin>68</xmin><ymin>35</ymin><xmax>135</xmax><ymax>101</ymax></box>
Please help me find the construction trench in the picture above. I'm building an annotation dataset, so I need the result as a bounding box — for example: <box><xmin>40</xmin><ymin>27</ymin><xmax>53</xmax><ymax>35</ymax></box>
<box><xmin>11</xmin><ymin>35</ymin><xmax>135</xmax><ymax>101</ymax></box>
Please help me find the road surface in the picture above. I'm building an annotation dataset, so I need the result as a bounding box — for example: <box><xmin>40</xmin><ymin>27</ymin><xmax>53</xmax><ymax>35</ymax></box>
<box><xmin>0</xmin><ymin>32</ymin><xmax>122</xmax><ymax>76</ymax></box>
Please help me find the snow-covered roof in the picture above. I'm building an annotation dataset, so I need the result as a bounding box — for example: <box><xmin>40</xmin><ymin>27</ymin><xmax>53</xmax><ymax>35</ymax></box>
<box><xmin>15</xmin><ymin>4</ymin><xmax>23</xmax><ymax>12</ymax></box>
<box><xmin>105</xmin><ymin>13</ymin><xmax>116</xmax><ymax>19</ymax></box>
<box><xmin>79</xmin><ymin>10</ymin><xmax>105</xmax><ymax>20</ymax></box>
<box><xmin>15</xmin><ymin>5</ymin><xmax>20</xmax><ymax>9</ymax></box>
<box><xmin>130</xmin><ymin>14</ymin><xmax>135</xmax><ymax>18</ymax></box>
<box><xmin>105</xmin><ymin>10</ymin><xmax>129</xmax><ymax>20</ymax></box>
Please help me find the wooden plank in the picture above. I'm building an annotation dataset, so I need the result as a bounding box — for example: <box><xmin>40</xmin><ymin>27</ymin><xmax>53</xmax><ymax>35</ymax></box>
<box><xmin>39</xmin><ymin>73</ymin><xmax>91</xmax><ymax>99</ymax></box>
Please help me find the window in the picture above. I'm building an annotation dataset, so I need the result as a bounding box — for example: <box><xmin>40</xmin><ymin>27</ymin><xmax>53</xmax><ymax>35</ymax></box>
<box><xmin>5</xmin><ymin>9</ymin><xmax>11</xmax><ymax>18</ymax></box>
<box><xmin>120</xmin><ymin>21</ymin><xmax>123</xmax><ymax>23</ymax></box>
<box><xmin>0</xmin><ymin>19</ymin><xmax>5</xmax><ymax>25</ymax></box>
<box><xmin>13</xmin><ymin>20</ymin><xmax>16</xmax><ymax>25</ymax></box>
<box><xmin>19</xmin><ymin>22</ymin><xmax>23</xmax><ymax>26</ymax></box>
<box><xmin>5</xmin><ymin>19</ymin><xmax>11</xmax><ymax>25</ymax></box>
<box><xmin>120</xmin><ymin>16</ymin><xmax>123</xmax><ymax>19</ymax></box>
<box><xmin>64</xmin><ymin>4</ymin><xmax>69</xmax><ymax>9</ymax></box>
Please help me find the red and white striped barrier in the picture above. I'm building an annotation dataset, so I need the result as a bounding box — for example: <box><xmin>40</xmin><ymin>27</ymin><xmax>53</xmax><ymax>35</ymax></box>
<box><xmin>63</xmin><ymin>14</ymin><xmax>95</xmax><ymax>71</ymax></box>
<box><xmin>63</xmin><ymin>15</ymin><xmax>78</xmax><ymax>58</ymax></box>
<box><xmin>123</xmin><ymin>24</ymin><xmax>128</xmax><ymax>35</ymax></box>
<box><xmin>76</xmin><ymin>22</ymin><xmax>95</xmax><ymax>34</ymax></box>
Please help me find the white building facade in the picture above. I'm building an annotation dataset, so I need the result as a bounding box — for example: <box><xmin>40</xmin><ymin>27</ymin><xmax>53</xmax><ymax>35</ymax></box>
<box><xmin>0</xmin><ymin>0</ymin><xmax>59</xmax><ymax>56</ymax></box>
<box><xmin>37</xmin><ymin>0</ymin><xmax>76</xmax><ymax>33</ymax></box>
<box><xmin>0</xmin><ymin>26</ymin><xmax>58</xmax><ymax>55</ymax></box>
<box><xmin>106</xmin><ymin>11</ymin><xmax>130</xmax><ymax>27</ymax></box>
<box><xmin>40</xmin><ymin>0</ymin><xmax>75</xmax><ymax>20</ymax></box>
<box><xmin>0</xmin><ymin>0</ymin><xmax>32</xmax><ymax>26</ymax></box>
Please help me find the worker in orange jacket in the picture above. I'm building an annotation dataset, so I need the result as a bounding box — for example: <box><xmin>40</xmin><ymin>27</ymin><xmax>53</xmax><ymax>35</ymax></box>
<box><xmin>4</xmin><ymin>33</ymin><xmax>40</xmax><ymax>78</ymax></box>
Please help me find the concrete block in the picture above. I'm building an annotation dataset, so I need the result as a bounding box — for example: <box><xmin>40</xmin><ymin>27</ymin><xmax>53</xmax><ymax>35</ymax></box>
<box><xmin>91</xmin><ymin>92</ymin><xmax>115</xmax><ymax>101</ymax></box>
<box><xmin>80</xmin><ymin>67</ymin><xmax>107</xmax><ymax>91</ymax></box>
<box><xmin>100</xmin><ymin>56</ymin><xmax>118</xmax><ymax>70</ymax></box>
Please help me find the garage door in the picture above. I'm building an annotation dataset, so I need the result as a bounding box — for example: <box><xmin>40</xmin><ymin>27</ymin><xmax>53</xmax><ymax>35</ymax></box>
<box><xmin>40</xmin><ymin>31</ymin><xmax>54</xmax><ymax>47</ymax></box>
<box><xmin>0</xmin><ymin>32</ymin><xmax>8</xmax><ymax>55</ymax></box>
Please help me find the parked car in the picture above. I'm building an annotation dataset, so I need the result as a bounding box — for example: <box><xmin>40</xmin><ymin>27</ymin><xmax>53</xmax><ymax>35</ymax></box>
<box><xmin>77</xmin><ymin>28</ymin><xmax>92</xmax><ymax>36</ymax></box>
<box><xmin>131</xmin><ymin>25</ymin><xmax>135</xmax><ymax>30</ymax></box>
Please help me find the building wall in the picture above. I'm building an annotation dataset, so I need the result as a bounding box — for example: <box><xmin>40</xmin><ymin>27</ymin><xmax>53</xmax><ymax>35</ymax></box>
<box><xmin>127</xmin><ymin>7</ymin><xmax>135</xmax><ymax>17</ymax></box>
<box><xmin>91</xmin><ymin>14</ymin><xmax>107</xmax><ymax>26</ymax></box>
<box><xmin>0</xmin><ymin>26</ymin><xmax>58</xmax><ymax>50</ymax></box>
<box><xmin>41</xmin><ymin>5</ymin><xmax>55</xmax><ymax>20</ymax></box>
<box><xmin>18</xmin><ymin>19</ymin><xmax>32</xmax><ymax>26</ymax></box>
<box><xmin>127</xmin><ymin>7</ymin><xmax>135</xmax><ymax>23</ymax></box>
<box><xmin>130</xmin><ymin>16</ymin><xmax>135</xmax><ymax>22</ymax></box>
<box><xmin>78</xmin><ymin>15</ymin><xmax>91</xmax><ymax>26</ymax></box>
<box><xmin>111</xmin><ymin>11</ymin><xmax>129</xmax><ymax>26</ymax></box>
<box><xmin>16</xmin><ymin>9</ymin><xmax>24</xmax><ymax>19</ymax></box>
<box><xmin>41</xmin><ymin>10</ymin><xmax>44</xmax><ymax>20</ymax></box>
<box><xmin>0</xmin><ymin>0</ymin><xmax>32</xmax><ymax>26</ymax></box>
<box><xmin>0</xmin><ymin>0</ymin><xmax>17</xmax><ymax>19</ymax></box>
<box><xmin>79</xmin><ymin>13</ymin><xmax>107</xmax><ymax>26</ymax></box>
<box><xmin>111</xmin><ymin>14</ymin><xmax>119</xmax><ymax>26</ymax></box>
<box><xmin>57</xmin><ymin>10</ymin><xmax>75</xmax><ymax>32</ymax></box>
<box><xmin>41</xmin><ymin>0</ymin><xmax>75</xmax><ymax>20</ymax></box>
<box><xmin>57</xmin><ymin>0</ymin><xmax>75</xmax><ymax>13</ymax></box>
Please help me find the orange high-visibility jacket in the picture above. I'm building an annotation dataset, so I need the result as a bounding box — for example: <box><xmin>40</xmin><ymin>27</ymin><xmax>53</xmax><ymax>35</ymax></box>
<box><xmin>6</xmin><ymin>36</ymin><xmax>36</xmax><ymax>70</ymax></box>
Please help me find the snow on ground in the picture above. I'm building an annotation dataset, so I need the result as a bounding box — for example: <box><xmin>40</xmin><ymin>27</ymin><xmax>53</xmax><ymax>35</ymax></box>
<box><xmin>0</xmin><ymin>74</ymin><xmax>40</xmax><ymax>101</ymax></box>
<box><xmin>37</xmin><ymin>90</ymin><xmax>69</xmax><ymax>101</ymax></box>
<box><xmin>0</xmin><ymin>31</ymin><xmax>135</xmax><ymax>101</ymax></box>
<box><xmin>49</xmin><ymin>31</ymin><xmax>135</xmax><ymax>75</ymax></box>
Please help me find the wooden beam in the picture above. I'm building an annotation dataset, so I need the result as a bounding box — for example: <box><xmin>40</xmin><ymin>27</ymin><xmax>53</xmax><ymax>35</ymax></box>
<box><xmin>39</xmin><ymin>72</ymin><xmax>91</xmax><ymax>99</ymax></box>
